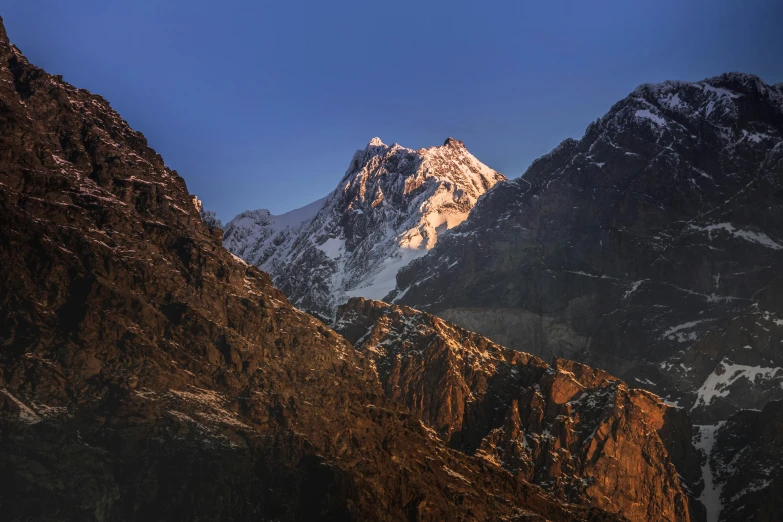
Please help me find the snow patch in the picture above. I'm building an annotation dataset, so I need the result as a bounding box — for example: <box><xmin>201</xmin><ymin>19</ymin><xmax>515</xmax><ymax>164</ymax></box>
<box><xmin>317</xmin><ymin>237</ymin><xmax>345</xmax><ymax>259</ymax></box>
<box><xmin>741</xmin><ymin>130</ymin><xmax>774</xmax><ymax>144</ymax></box>
<box><xmin>691</xmin><ymin>360</ymin><xmax>783</xmax><ymax>411</ymax></box>
<box><xmin>694</xmin><ymin>422</ymin><xmax>726</xmax><ymax>522</ymax></box>
<box><xmin>634</xmin><ymin>109</ymin><xmax>667</xmax><ymax>127</ymax></box>
<box><xmin>0</xmin><ymin>389</ymin><xmax>41</xmax><ymax>424</ymax></box>
<box><xmin>661</xmin><ymin>320</ymin><xmax>711</xmax><ymax>342</ymax></box>
<box><xmin>623</xmin><ymin>279</ymin><xmax>645</xmax><ymax>300</ymax></box>
<box><xmin>688</xmin><ymin>222</ymin><xmax>782</xmax><ymax>250</ymax></box>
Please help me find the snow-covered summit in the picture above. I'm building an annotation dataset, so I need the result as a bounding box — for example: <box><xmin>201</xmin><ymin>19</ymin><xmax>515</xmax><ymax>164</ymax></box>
<box><xmin>498</xmin><ymin>72</ymin><xmax>783</xmax><ymax>200</ymax></box>
<box><xmin>225</xmin><ymin>137</ymin><xmax>505</xmax><ymax>315</ymax></box>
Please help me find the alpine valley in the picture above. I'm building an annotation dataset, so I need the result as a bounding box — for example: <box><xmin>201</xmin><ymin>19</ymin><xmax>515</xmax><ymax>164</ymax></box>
<box><xmin>1</xmin><ymin>11</ymin><xmax>781</xmax><ymax>522</ymax></box>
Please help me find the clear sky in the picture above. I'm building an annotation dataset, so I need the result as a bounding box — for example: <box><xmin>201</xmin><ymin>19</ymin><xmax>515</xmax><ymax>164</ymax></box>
<box><xmin>3</xmin><ymin>1</ymin><xmax>782</xmax><ymax>220</ymax></box>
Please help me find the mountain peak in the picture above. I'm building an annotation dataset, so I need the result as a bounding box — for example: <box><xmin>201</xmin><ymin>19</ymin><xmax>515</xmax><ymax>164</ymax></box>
<box><xmin>228</xmin><ymin>136</ymin><xmax>505</xmax><ymax>315</ymax></box>
<box><xmin>443</xmin><ymin>137</ymin><xmax>466</xmax><ymax>149</ymax></box>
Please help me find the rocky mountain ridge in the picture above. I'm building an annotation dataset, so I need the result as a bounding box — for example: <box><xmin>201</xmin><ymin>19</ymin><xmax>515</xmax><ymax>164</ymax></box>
<box><xmin>2</xmin><ymin>11</ymin><xmax>780</xmax><ymax>521</ymax></box>
<box><xmin>701</xmin><ymin>400</ymin><xmax>783</xmax><ymax>522</ymax></box>
<box><xmin>223</xmin><ymin>196</ymin><xmax>325</xmax><ymax>266</ymax></box>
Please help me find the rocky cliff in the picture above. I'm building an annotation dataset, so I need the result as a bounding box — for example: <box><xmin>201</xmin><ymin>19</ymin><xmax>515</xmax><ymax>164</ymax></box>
<box><xmin>0</xmin><ymin>17</ymin><xmax>620</xmax><ymax>521</ymax></box>
<box><xmin>335</xmin><ymin>298</ymin><xmax>701</xmax><ymax>522</ymax></box>
<box><xmin>706</xmin><ymin>400</ymin><xmax>783</xmax><ymax>522</ymax></box>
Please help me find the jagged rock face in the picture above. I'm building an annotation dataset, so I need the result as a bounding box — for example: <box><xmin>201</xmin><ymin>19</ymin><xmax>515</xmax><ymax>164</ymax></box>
<box><xmin>0</xmin><ymin>19</ymin><xmax>619</xmax><ymax>522</ymax></box>
<box><xmin>674</xmin><ymin>277</ymin><xmax>783</xmax><ymax>424</ymax></box>
<box><xmin>392</xmin><ymin>73</ymin><xmax>783</xmax><ymax>424</ymax></box>
<box><xmin>712</xmin><ymin>401</ymin><xmax>783</xmax><ymax>522</ymax></box>
<box><xmin>225</xmin><ymin>137</ymin><xmax>505</xmax><ymax>317</ymax></box>
<box><xmin>193</xmin><ymin>195</ymin><xmax>224</xmax><ymax>231</ymax></box>
<box><xmin>335</xmin><ymin>298</ymin><xmax>697</xmax><ymax>522</ymax></box>
<box><xmin>693</xmin><ymin>401</ymin><xmax>783</xmax><ymax>522</ymax></box>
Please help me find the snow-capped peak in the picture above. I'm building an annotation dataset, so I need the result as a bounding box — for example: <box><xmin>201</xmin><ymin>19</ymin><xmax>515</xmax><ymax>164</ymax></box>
<box><xmin>226</xmin><ymin>137</ymin><xmax>506</xmax><ymax>316</ymax></box>
<box><xmin>367</xmin><ymin>136</ymin><xmax>386</xmax><ymax>147</ymax></box>
<box><xmin>627</xmin><ymin>73</ymin><xmax>783</xmax><ymax>122</ymax></box>
<box><xmin>443</xmin><ymin>136</ymin><xmax>466</xmax><ymax>149</ymax></box>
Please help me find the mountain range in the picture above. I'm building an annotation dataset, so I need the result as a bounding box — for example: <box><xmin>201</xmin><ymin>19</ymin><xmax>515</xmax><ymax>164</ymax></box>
<box><xmin>1</xmin><ymin>12</ymin><xmax>782</xmax><ymax>522</ymax></box>
<box><xmin>225</xmin><ymin>72</ymin><xmax>783</xmax><ymax>522</ymax></box>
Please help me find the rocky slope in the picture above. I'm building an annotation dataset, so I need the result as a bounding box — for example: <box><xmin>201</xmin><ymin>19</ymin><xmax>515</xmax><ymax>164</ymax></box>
<box><xmin>224</xmin><ymin>137</ymin><xmax>505</xmax><ymax>317</ymax></box>
<box><xmin>391</xmin><ymin>73</ymin><xmax>783</xmax><ymax>427</ymax></box>
<box><xmin>0</xmin><ymin>18</ymin><xmax>621</xmax><ymax>521</ymax></box>
<box><xmin>705</xmin><ymin>400</ymin><xmax>783</xmax><ymax>522</ymax></box>
<box><xmin>334</xmin><ymin>298</ymin><xmax>702</xmax><ymax>522</ymax></box>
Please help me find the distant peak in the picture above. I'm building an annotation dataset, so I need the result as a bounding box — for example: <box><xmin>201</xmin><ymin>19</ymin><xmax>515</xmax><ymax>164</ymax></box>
<box><xmin>443</xmin><ymin>137</ymin><xmax>465</xmax><ymax>149</ymax></box>
<box><xmin>367</xmin><ymin>137</ymin><xmax>386</xmax><ymax>148</ymax></box>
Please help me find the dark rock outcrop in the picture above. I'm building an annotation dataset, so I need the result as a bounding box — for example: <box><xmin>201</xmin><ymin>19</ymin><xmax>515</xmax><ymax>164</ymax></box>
<box><xmin>694</xmin><ymin>401</ymin><xmax>783</xmax><ymax>522</ymax></box>
<box><xmin>697</xmin><ymin>400</ymin><xmax>783</xmax><ymax>522</ymax></box>
<box><xmin>335</xmin><ymin>297</ymin><xmax>699</xmax><ymax>522</ymax></box>
<box><xmin>0</xmin><ymin>17</ymin><xmax>619</xmax><ymax>521</ymax></box>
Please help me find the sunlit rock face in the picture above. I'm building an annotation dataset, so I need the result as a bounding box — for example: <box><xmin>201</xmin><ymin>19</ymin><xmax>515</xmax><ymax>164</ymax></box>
<box><xmin>224</xmin><ymin>136</ymin><xmax>505</xmax><ymax>317</ymax></box>
<box><xmin>335</xmin><ymin>298</ymin><xmax>697</xmax><ymax>522</ymax></box>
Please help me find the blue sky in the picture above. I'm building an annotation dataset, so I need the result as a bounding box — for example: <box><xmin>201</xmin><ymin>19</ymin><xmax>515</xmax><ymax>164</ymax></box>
<box><xmin>3</xmin><ymin>0</ymin><xmax>782</xmax><ymax>220</ymax></box>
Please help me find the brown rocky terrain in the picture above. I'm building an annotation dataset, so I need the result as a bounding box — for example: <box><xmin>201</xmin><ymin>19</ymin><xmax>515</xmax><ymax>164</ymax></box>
<box><xmin>334</xmin><ymin>298</ymin><xmax>702</xmax><ymax>522</ymax></box>
<box><xmin>0</xmin><ymin>17</ymin><xmax>623</xmax><ymax>522</ymax></box>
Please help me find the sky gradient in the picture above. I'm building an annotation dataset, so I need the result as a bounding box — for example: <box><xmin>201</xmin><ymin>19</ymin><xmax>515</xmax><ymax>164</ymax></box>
<box><xmin>3</xmin><ymin>0</ymin><xmax>782</xmax><ymax>220</ymax></box>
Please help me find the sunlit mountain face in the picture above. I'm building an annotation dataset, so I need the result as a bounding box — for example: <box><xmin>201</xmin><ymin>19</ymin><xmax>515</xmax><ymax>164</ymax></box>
<box><xmin>224</xmin><ymin>136</ymin><xmax>505</xmax><ymax>318</ymax></box>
